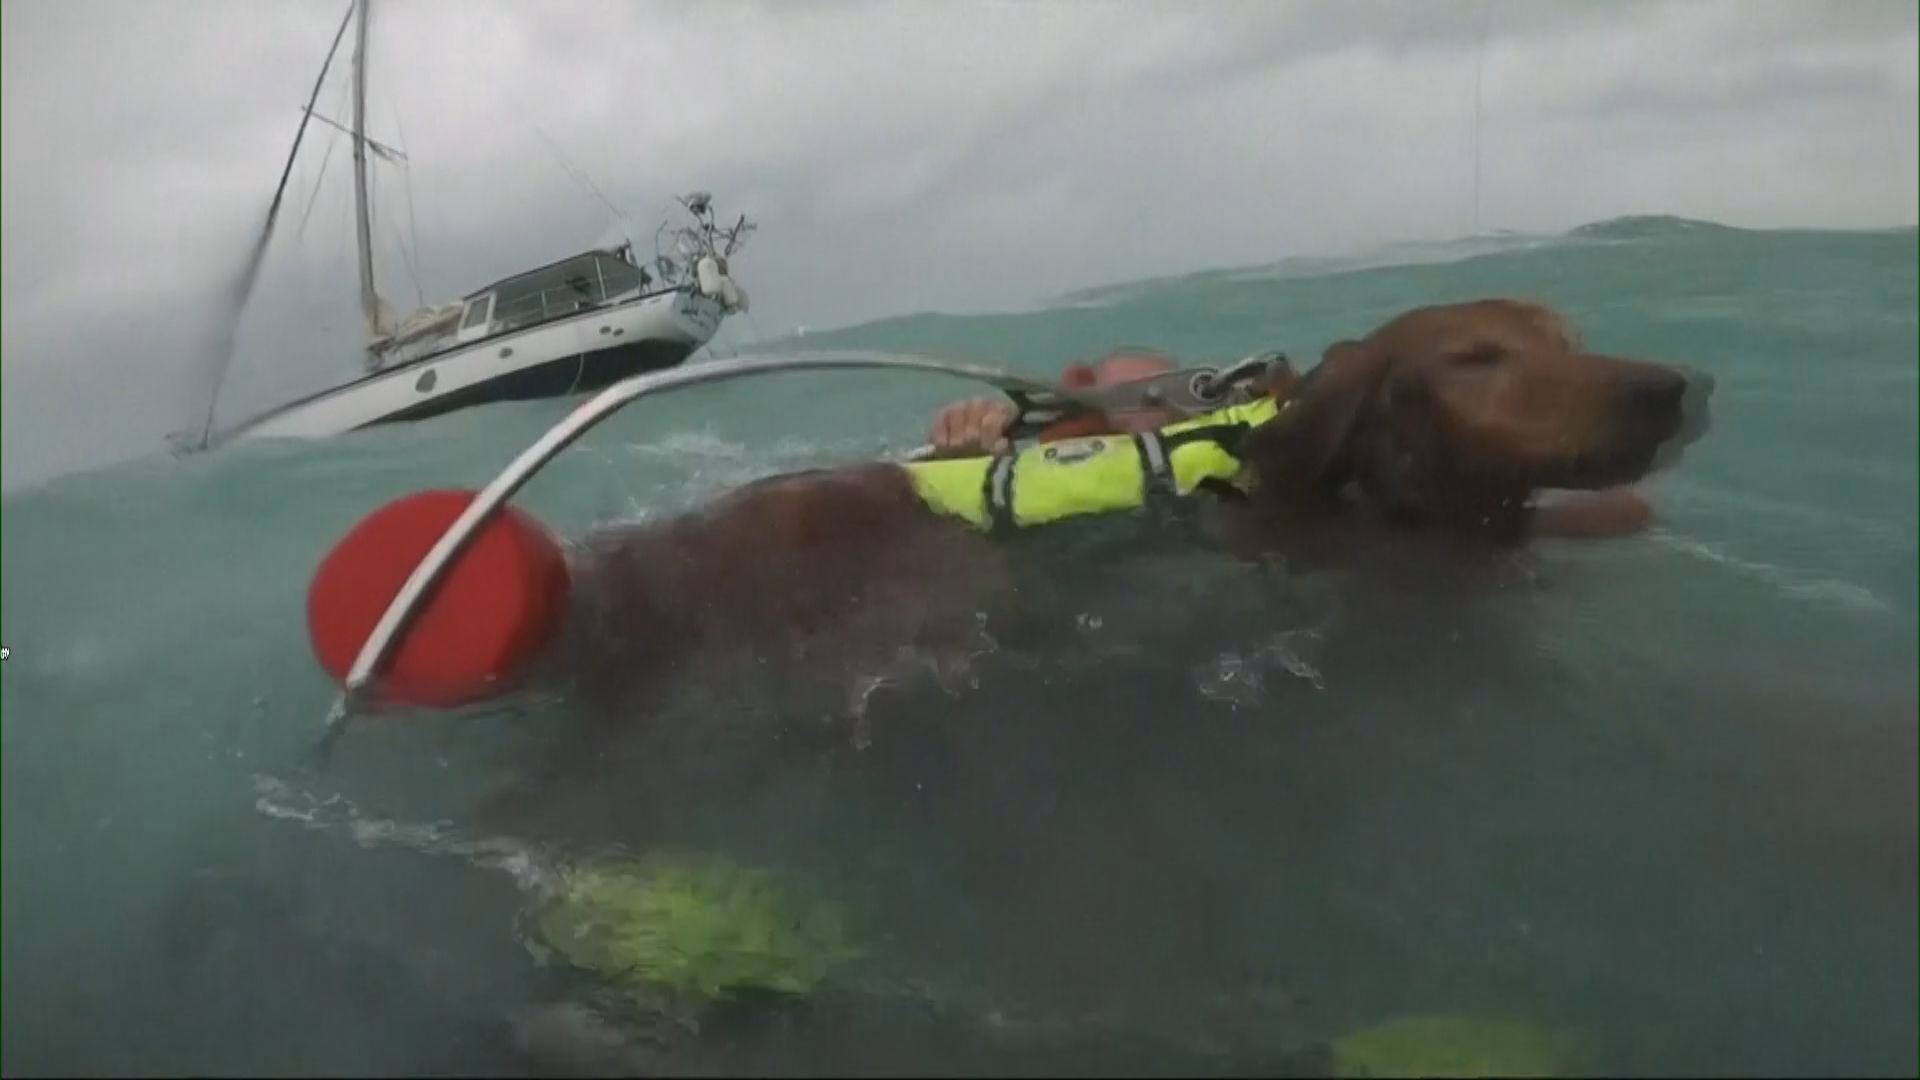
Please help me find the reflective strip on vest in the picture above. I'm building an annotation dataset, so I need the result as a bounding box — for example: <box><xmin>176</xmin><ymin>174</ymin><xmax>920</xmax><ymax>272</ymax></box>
<box><xmin>901</xmin><ymin>395</ymin><xmax>1284</xmax><ymax>532</ymax></box>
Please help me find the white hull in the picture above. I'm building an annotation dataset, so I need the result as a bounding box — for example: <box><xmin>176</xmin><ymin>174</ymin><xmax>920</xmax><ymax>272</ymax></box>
<box><xmin>224</xmin><ymin>288</ymin><xmax>725</xmax><ymax>443</ymax></box>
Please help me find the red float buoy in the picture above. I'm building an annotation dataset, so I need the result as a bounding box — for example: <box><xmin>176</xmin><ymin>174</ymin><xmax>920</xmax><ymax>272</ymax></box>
<box><xmin>305</xmin><ymin>489</ymin><xmax>571</xmax><ymax>708</ymax></box>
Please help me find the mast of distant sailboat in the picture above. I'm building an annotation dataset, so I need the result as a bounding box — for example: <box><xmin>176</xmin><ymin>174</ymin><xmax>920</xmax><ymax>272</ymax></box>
<box><xmin>350</xmin><ymin>0</ymin><xmax>385</xmax><ymax>368</ymax></box>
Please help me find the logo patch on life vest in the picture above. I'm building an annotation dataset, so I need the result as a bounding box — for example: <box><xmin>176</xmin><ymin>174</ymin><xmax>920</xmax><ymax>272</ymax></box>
<box><xmin>1042</xmin><ymin>438</ymin><xmax>1106</xmax><ymax>466</ymax></box>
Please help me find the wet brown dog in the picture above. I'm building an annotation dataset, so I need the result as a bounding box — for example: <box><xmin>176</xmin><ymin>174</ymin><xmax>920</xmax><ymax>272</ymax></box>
<box><xmin>1217</xmin><ymin>297</ymin><xmax>1709</xmax><ymax>551</ymax></box>
<box><xmin>545</xmin><ymin>297</ymin><xmax>1711</xmax><ymax>735</ymax></box>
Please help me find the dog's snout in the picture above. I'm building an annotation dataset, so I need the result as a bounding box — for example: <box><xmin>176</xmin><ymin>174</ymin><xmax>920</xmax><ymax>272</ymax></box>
<box><xmin>1680</xmin><ymin>366</ymin><xmax>1716</xmax><ymax>403</ymax></box>
<box><xmin>1648</xmin><ymin>364</ymin><xmax>1715</xmax><ymax>472</ymax></box>
<box><xmin>1673</xmin><ymin>365</ymin><xmax>1714</xmax><ymax>444</ymax></box>
<box><xmin>1622</xmin><ymin>366</ymin><xmax>1688</xmax><ymax>422</ymax></box>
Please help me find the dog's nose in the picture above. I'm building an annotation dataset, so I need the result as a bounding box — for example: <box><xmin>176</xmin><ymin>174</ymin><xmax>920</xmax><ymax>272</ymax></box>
<box><xmin>1679</xmin><ymin>366</ymin><xmax>1716</xmax><ymax>404</ymax></box>
<box><xmin>1622</xmin><ymin>366</ymin><xmax>1688</xmax><ymax>423</ymax></box>
<box><xmin>1671</xmin><ymin>365</ymin><xmax>1714</xmax><ymax>445</ymax></box>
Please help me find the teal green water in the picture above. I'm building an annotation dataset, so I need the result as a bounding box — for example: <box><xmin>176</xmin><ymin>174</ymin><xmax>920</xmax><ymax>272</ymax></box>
<box><xmin>3</xmin><ymin>218</ymin><xmax>1915</xmax><ymax>1075</ymax></box>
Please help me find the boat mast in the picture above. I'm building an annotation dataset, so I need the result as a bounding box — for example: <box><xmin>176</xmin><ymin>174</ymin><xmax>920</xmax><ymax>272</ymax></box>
<box><xmin>350</xmin><ymin>0</ymin><xmax>383</xmax><ymax>359</ymax></box>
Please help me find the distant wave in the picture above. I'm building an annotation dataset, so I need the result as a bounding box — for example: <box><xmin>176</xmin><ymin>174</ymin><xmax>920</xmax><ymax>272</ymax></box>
<box><xmin>1047</xmin><ymin>231</ymin><xmax>1569</xmax><ymax>310</ymax></box>
<box><xmin>1044</xmin><ymin>215</ymin><xmax>1769</xmax><ymax>312</ymax></box>
<box><xmin>1651</xmin><ymin>529</ymin><xmax>1896</xmax><ymax>617</ymax></box>
<box><xmin>762</xmin><ymin>213</ymin><xmax>1911</xmax><ymax>343</ymax></box>
<box><xmin>1567</xmin><ymin>215</ymin><xmax>1752</xmax><ymax>241</ymax></box>
<box><xmin>1045</xmin><ymin>214</ymin><xmax>1920</xmax><ymax>313</ymax></box>
<box><xmin>1569</xmin><ymin>214</ymin><xmax>1918</xmax><ymax>242</ymax></box>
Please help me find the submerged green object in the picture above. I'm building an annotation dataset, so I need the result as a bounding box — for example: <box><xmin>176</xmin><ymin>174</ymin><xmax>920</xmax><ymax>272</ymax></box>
<box><xmin>526</xmin><ymin>851</ymin><xmax>862</xmax><ymax>1008</ymax></box>
<box><xmin>1332</xmin><ymin>1012</ymin><xmax>1575</xmax><ymax>1078</ymax></box>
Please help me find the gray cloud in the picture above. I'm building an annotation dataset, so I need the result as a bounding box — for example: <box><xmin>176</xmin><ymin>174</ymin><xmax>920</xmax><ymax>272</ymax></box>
<box><xmin>3</xmin><ymin>0</ymin><xmax>1915</xmax><ymax>490</ymax></box>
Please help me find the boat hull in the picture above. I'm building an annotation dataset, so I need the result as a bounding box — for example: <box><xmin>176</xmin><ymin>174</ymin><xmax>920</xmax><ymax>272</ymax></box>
<box><xmin>224</xmin><ymin>288</ymin><xmax>725</xmax><ymax>443</ymax></box>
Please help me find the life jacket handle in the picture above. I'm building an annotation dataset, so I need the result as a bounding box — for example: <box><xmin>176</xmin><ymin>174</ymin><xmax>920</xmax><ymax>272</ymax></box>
<box><xmin>1030</xmin><ymin>352</ymin><xmax>1290</xmax><ymax>442</ymax></box>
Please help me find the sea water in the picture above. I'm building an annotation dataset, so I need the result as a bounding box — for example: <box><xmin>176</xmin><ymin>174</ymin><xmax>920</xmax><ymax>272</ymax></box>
<box><xmin>3</xmin><ymin>217</ymin><xmax>1915</xmax><ymax>1075</ymax></box>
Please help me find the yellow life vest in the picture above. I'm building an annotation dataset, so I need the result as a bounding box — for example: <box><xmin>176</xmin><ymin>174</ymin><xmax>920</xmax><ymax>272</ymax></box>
<box><xmin>903</xmin><ymin>396</ymin><xmax>1284</xmax><ymax>531</ymax></box>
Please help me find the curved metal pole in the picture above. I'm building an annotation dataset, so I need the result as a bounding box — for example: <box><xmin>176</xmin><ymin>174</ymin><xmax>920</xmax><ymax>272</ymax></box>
<box><xmin>309</xmin><ymin>351</ymin><xmax>1117</xmax><ymax>761</ymax></box>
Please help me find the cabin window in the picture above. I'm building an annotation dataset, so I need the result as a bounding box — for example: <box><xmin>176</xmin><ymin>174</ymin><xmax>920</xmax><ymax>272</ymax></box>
<box><xmin>461</xmin><ymin>298</ymin><xmax>491</xmax><ymax>330</ymax></box>
<box><xmin>477</xmin><ymin>252</ymin><xmax>649</xmax><ymax>331</ymax></box>
<box><xmin>599</xmin><ymin>257</ymin><xmax>645</xmax><ymax>296</ymax></box>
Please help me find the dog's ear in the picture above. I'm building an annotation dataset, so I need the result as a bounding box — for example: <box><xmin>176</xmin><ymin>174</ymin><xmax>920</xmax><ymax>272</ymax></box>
<box><xmin>1244</xmin><ymin>354</ymin><xmax>1301</xmax><ymax>400</ymax></box>
<box><xmin>1240</xmin><ymin>338</ymin><xmax>1393</xmax><ymax>491</ymax></box>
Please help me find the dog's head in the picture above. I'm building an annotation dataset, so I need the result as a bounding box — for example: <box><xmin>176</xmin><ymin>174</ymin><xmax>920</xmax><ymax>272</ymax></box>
<box><xmin>1238</xmin><ymin>298</ymin><xmax>1714</xmax><ymax>537</ymax></box>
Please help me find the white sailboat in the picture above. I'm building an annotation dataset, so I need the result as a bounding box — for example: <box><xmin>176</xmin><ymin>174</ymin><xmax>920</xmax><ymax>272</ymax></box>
<box><xmin>202</xmin><ymin>0</ymin><xmax>751</xmax><ymax>447</ymax></box>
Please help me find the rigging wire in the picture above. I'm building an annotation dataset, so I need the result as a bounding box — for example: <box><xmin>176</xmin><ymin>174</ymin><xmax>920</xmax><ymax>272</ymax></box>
<box><xmin>297</xmin><ymin>77</ymin><xmax>352</xmax><ymax>240</ymax></box>
<box><xmin>1471</xmin><ymin>0</ymin><xmax>1489</xmax><ymax>237</ymax></box>
<box><xmin>386</xmin><ymin>211</ymin><xmax>425</xmax><ymax>311</ymax></box>
<box><xmin>390</xmin><ymin>96</ymin><xmax>428</xmax><ymax>307</ymax></box>
<box><xmin>190</xmin><ymin>0</ymin><xmax>355</xmax><ymax>451</ymax></box>
<box><xmin>530</xmin><ymin>123</ymin><xmax>635</xmax><ymax>239</ymax></box>
<box><xmin>295</xmin><ymin>122</ymin><xmax>339</xmax><ymax>239</ymax></box>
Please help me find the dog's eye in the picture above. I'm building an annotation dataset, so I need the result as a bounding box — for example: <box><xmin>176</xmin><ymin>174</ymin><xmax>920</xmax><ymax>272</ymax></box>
<box><xmin>1453</xmin><ymin>344</ymin><xmax>1505</xmax><ymax>368</ymax></box>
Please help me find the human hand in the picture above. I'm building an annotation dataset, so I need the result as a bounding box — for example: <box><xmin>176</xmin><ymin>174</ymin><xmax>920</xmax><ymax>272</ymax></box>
<box><xmin>928</xmin><ymin>397</ymin><xmax>1015</xmax><ymax>456</ymax></box>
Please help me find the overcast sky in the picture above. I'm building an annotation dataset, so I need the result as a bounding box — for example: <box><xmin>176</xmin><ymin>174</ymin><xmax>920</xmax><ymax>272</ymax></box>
<box><xmin>3</xmin><ymin>0</ymin><xmax>1915</xmax><ymax>491</ymax></box>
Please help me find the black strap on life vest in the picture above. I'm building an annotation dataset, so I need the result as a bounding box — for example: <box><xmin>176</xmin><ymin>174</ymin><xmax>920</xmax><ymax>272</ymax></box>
<box><xmin>1168</xmin><ymin>421</ymin><xmax>1261</xmax><ymax>505</ymax></box>
<box><xmin>1133</xmin><ymin>420</ymin><xmax>1260</xmax><ymax>512</ymax></box>
<box><xmin>982</xmin><ymin>452</ymin><xmax>1018</xmax><ymax>534</ymax></box>
<box><xmin>1133</xmin><ymin>431</ymin><xmax>1173</xmax><ymax>502</ymax></box>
